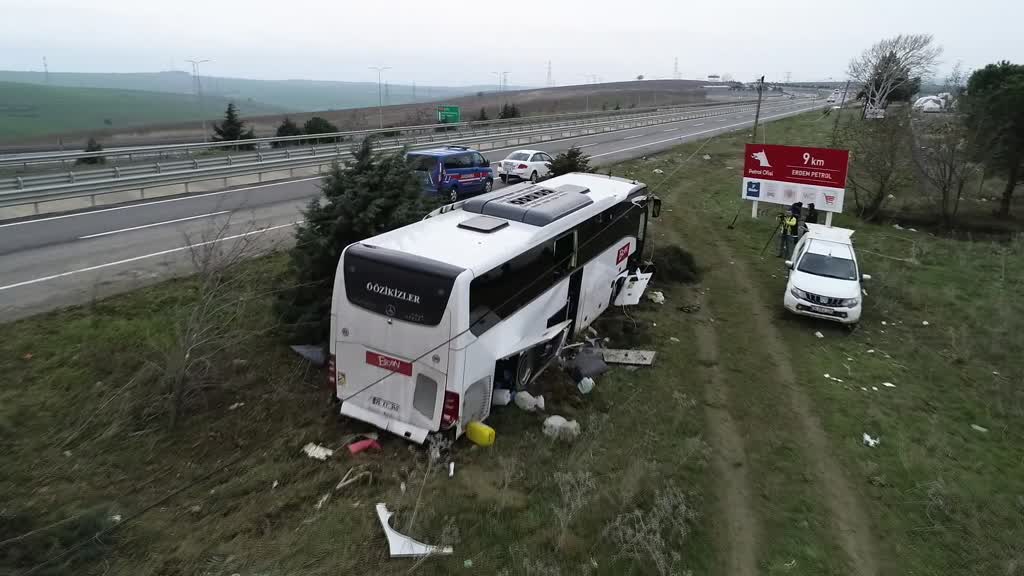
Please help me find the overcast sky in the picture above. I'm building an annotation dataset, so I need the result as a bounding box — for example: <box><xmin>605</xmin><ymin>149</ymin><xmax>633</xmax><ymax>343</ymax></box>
<box><xmin>1</xmin><ymin>0</ymin><xmax>1020</xmax><ymax>86</ymax></box>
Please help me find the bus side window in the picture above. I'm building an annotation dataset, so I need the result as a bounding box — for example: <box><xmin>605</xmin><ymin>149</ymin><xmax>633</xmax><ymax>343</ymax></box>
<box><xmin>553</xmin><ymin>233</ymin><xmax>575</xmax><ymax>272</ymax></box>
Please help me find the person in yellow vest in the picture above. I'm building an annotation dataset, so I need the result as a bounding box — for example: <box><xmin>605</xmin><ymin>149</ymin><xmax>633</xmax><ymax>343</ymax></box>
<box><xmin>777</xmin><ymin>207</ymin><xmax>799</xmax><ymax>258</ymax></box>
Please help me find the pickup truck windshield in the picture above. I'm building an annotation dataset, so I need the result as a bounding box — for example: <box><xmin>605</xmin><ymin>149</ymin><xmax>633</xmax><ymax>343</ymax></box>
<box><xmin>797</xmin><ymin>253</ymin><xmax>858</xmax><ymax>281</ymax></box>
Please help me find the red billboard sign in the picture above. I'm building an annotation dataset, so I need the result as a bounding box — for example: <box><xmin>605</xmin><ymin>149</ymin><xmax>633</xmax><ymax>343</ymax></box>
<box><xmin>741</xmin><ymin>144</ymin><xmax>850</xmax><ymax>213</ymax></box>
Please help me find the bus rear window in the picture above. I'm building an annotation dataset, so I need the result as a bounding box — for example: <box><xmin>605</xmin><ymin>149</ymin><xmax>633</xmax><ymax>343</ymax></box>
<box><xmin>343</xmin><ymin>244</ymin><xmax>463</xmax><ymax>326</ymax></box>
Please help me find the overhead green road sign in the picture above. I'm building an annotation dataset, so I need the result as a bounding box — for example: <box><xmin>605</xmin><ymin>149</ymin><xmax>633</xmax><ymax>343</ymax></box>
<box><xmin>437</xmin><ymin>105</ymin><xmax>460</xmax><ymax>124</ymax></box>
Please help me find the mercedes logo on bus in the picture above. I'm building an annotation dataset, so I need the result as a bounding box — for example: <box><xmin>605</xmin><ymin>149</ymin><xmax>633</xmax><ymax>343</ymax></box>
<box><xmin>385</xmin><ymin>304</ymin><xmax>396</xmax><ymax>317</ymax></box>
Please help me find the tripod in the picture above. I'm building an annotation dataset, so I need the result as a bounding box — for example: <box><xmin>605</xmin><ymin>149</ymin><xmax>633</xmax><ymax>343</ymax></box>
<box><xmin>759</xmin><ymin>213</ymin><xmax>787</xmax><ymax>257</ymax></box>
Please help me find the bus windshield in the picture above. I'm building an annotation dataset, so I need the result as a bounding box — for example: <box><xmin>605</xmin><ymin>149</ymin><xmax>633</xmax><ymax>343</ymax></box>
<box><xmin>343</xmin><ymin>244</ymin><xmax>463</xmax><ymax>326</ymax></box>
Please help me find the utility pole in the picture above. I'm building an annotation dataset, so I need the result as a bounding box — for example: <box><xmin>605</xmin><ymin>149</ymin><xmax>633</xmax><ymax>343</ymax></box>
<box><xmin>491</xmin><ymin>71</ymin><xmax>502</xmax><ymax>92</ymax></box>
<box><xmin>412</xmin><ymin>81</ymin><xmax>416</xmax><ymax>103</ymax></box>
<box><xmin>673</xmin><ymin>57</ymin><xmax>680</xmax><ymax>80</ymax></box>
<box><xmin>43</xmin><ymin>56</ymin><xmax>49</xmax><ymax>84</ymax></box>
<box><xmin>186</xmin><ymin>59</ymin><xmax>211</xmax><ymax>142</ymax></box>
<box><xmin>785</xmin><ymin>71</ymin><xmax>792</xmax><ymax>84</ymax></box>
<box><xmin>502</xmin><ymin>72</ymin><xmax>509</xmax><ymax>91</ymax></box>
<box><xmin>384</xmin><ymin>80</ymin><xmax>390</xmax><ymax>106</ymax></box>
<box><xmin>750</xmin><ymin>75</ymin><xmax>765</xmax><ymax>142</ymax></box>
<box><xmin>546</xmin><ymin>60</ymin><xmax>553</xmax><ymax>87</ymax></box>
<box><xmin>369</xmin><ymin>65</ymin><xmax>390</xmax><ymax>129</ymax></box>
<box><xmin>831</xmin><ymin>79</ymin><xmax>852</xmax><ymax>146</ymax></box>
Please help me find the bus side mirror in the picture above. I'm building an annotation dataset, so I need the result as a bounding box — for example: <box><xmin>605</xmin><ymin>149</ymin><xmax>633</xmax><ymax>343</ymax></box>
<box><xmin>862</xmin><ymin>274</ymin><xmax>872</xmax><ymax>281</ymax></box>
<box><xmin>651</xmin><ymin>197</ymin><xmax>662</xmax><ymax>218</ymax></box>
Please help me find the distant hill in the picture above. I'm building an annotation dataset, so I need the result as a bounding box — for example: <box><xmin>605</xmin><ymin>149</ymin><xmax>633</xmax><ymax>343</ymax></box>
<box><xmin>0</xmin><ymin>81</ymin><xmax>285</xmax><ymax>142</ymax></box>
<box><xmin>0</xmin><ymin>70</ymin><xmax>488</xmax><ymax>113</ymax></box>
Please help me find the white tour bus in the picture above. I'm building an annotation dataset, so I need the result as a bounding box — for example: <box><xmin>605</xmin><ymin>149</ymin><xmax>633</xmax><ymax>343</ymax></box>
<box><xmin>329</xmin><ymin>173</ymin><xmax>660</xmax><ymax>443</ymax></box>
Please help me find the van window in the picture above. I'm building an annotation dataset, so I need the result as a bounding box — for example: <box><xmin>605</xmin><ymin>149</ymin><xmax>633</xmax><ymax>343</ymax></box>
<box><xmin>444</xmin><ymin>154</ymin><xmax>473</xmax><ymax>170</ymax></box>
<box><xmin>344</xmin><ymin>244</ymin><xmax>464</xmax><ymax>326</ymax></box>
<box><xmin>472</xmin><ymin>152</ymin><xmax>487</xmax><ymax>167</ymax></box>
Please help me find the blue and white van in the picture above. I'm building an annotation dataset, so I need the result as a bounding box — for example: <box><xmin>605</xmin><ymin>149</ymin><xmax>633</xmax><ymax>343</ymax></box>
<box><xmin>407</xmin><ymin>146</ymin><xmax>494</xmax><ymax>203</ymax></box>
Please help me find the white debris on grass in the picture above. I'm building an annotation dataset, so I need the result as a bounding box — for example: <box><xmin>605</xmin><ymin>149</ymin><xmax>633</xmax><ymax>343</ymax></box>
<box><xmin>971</xmin><ymin>424</ymin><xmax>989</xmax><ymax>433</ymax></box>
<box><xmin>514</xmin><ymin>391</ymin><xmax>545</xmax><ymax>412</ymax></box>
<box><xmin>542</xmin><ymin>415</ymin><xmax>581</xmax><ymax>441</ymax></box>
<box><xmin>110</xmin><ymin>514</ymin><xmax>122</xmax><ymax>523</ymax></box>
<box><xmin>314</xmin><ymin>493</ymin><xmax>330</xmax><ymax>510</ymax></box>
<box><xmin>862</xmin><ymin>433</ymin><xmax>880</xmax><ymax>448</ymax></box>
<box><xmin>491</xmin><ymin>389</ymin><xmax>512</xmax><ymax>406</ymax></box>
<box><xmin>882</xmin><ymin>382</ymin><xmax>896</xmax><ymax>388</ymax></box>
<box><xmin>647</xmin><ymin>290</ymin><xmax>665</xmax><ymax>304</ymax></box>
<box><xmin>872</xmin><ymin>386</ymin><xmax>879</xmax><ymax>391</ymax></box>
<box><xmin>228</xmin><ymin>402</ymin><xmax>245</xmax><ymax>411</ymax></box>
<box><xmin>922</xmin><ymin>320</ymin><xmax>930</xmax><ymax>326</ymax></box>
<box><xmin>449</xmin><ymin>462</ymin><xmax>455</xmax><ymax>478</ymax></box>
<box><xmin>376</xmin><ymin>503</ymin><xmax>454</xmax><ymax>558</ymax></box>
<box><xmin>577</xmin><ymin>377</ymin><xmax>595</xmax><ymax>395</ymax></box>
<box><xmin>702</xmin><ymin>154</ymin><xmax>712</xmax><ymax>160</ymax></box>
<box><xmin>302</xmin><ymin>443</ymin><xmax>334</xmax><ymax>461</ymax></box>
<box><xmin>867</xmin><ymin>349</ymin><xmax>875</xmax><ymax>354</ymax></box>
<box><xmin>814</xmin><ymin>331</ymin><xmax>824</xmax><ymax>339</ymax></box>
<box><xmin>881</xmin><ymin>321</ymin><xmax>887</xmax><ymax>326</ymax></box>
<box><xmin>653</xmin><ymin>168</ymin><xmax>664</xmax><ymax>174</ymax></box>
<box><xmin>272</xmin><ymin>480</ymin><xmax>279</xmax><ymax>489</ymax></box>
<box><xmin>670</xmin><ymin>336</ymin><xmax>680</xmax><ymax>343</ymax></box>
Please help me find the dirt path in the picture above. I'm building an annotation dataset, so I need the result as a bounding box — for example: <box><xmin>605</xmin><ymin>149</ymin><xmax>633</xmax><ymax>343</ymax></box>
<box><xmin>709</xmin><ymin>240</ymin><xmax>879</xmax><ymax>576</ymax></box>
<box><xmin>691</xmin><ymin>287</ymin><xmax>760</xmax><ymax>576</ymax></box>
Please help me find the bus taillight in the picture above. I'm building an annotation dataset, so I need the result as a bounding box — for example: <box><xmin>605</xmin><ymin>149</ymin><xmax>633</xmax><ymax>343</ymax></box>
<box><xmin>327</xmin><ymin>354</ymin><xmax>336</xmax><ymax>388</ymax></box>
<box><xmin>441</xmin><ymin>390</ymin><xmax>460</xmax><ymax>429</ymax></box>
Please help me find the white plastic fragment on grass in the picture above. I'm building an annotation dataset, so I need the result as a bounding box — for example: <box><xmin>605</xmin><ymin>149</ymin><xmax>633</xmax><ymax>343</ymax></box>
<box><xmin>647</xmin><ymin>290</ymin><xmax>665</xmax><ymax>304</ymax></box>
<box><xmin>542</xmin><ymin>415</ymin><xmax>581</xmax><ymax>441</ymax></box>
<box><xmin>971</xmin><ymin>424</ymin><xmax>989</xmax><ymax>433</ymax></box>
<box><xmin>862</xmin><ymin>433</ymin><xmax>880</xmax><ymax>448</ymax></box>
<box><xmin>867</xmin><ymin>349</ymin><xmax>875</xmax><ymax>354</ymax></box>
<box><xmin>653</xmin><ymin>168</ymin><xmax>664</xmax><ymax>174</ymax></box>
<box><xmin>110</xmin><ymin>514</ymin><xmax>122</xmax><ymax>523</ymax></box>
<box><xmin>272</xmin><ymin>480</ymin><xmax>279</xmax><ymax>489</ymax></box>
<box><xmin>375</xmin><ymin>503</ymin><xmax>454</xmax><ymax>558</ymax></box>
<box><xmin>814</xmin><ymin>331</ymin><xmax>824</xmax><ymax>339</ymax></box>
<box><xmin>514</xmin><ymin>391</ymin><xmax>545</xmax><ymax>412</ymax></box>
<box><xmin>577</xmin><ymin>377</ymin><xmax>595</xmax><ymax>395</ymax></box>
<box><xmin>882</xmin><ymin>382</ymin><xmax>896</xmax><ymax>388</ymax></box>
<box><xmin>228</xmin><ymin>402</ymin><xmax>245</xmax><ymax>410</ymax></box>
<box><xmin>922</xmin><ymin>320</ymin><xmax>930</xmax><ymax>326</ymax></box>
<box><xmin>302</xmin><ymin>443</ymin><xmax>334</xmax><ymax>461</ymax></box>
<box><xmin>314</xmin><ymin>494</ymin><xmax>330</xmax><ymax>510</ymax></box>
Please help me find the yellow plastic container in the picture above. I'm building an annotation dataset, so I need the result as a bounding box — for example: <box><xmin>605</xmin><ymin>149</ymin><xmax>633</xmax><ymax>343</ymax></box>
<box><xmin>465</xmin><ymin>421</ymin><xmax>496</xmax><ymax>447</ymax></box>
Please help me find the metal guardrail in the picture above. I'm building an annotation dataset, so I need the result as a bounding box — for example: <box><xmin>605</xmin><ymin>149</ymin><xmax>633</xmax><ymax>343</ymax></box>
<box><xmin>0</xmin><ymin>99</ymin><xmax>766</xmax><ymax>169</ymax></box>
<box><xmin>0</xmin><ymin>99</ymin><xmax>822</xmax><ymax>212</ymax></box>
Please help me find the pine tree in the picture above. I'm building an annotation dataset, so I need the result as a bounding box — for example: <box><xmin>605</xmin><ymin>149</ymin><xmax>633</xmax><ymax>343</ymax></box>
<box><xmin>76</xmin><ymin>137</ymin><xmax>105</xmax><ymax>165</ymax></box>
<box><xmin>273</xmin><ymin>117</ymin><xmax>303</xmax><ymax>148</ymax></box>
<box><xmin>476</xmin><ymin>107</ymin><xmax>489</xmax><ymax>121</ymax></box>
<box><xmin>212</xmin><ymin>103</ymin><xmax>246</xmax><ymax>141</ymax></box>
<box><xmin>276</xmin><ymin>139</ymin><xmax>442</xmax><ymax>342</ymax></box>
<box><xmin>303</xmin><ymin>116</ymin><xmax>340</xmax><ymax>144</ymax></box>
<box><xmin>547</xmin><ymin>146</ymin><xmax>592</xmax><ymax>177</ymax></box>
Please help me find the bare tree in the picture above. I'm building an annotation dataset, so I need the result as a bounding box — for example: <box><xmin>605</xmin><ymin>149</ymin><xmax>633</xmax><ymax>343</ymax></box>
<box><xmin>839</xmin><ymin>111</ymin><xmax>915</xmax><ymax>221</ymax></box>
<box><xmin>912</xmin><ymin>115</ymin><xmax>974</xmax><ymax>228</ymax></box>
<box><xmin>849</xmin><ymin>34</ymin><xmax>942</xmax><ymax>112</ymax></box>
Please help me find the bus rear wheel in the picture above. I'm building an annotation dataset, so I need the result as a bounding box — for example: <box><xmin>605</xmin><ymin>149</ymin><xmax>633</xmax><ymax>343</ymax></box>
<box><xmin>515</xmin><ymin>348</ymin><xmax>538</xmax><ymax>391</ymax></box>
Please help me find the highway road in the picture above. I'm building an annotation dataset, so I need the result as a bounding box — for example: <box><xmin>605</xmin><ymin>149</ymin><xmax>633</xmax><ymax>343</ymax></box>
<box><xmin>0</xmin><ymin>99</ymin><xmax>825</xmax><ymax>321</ymax></box>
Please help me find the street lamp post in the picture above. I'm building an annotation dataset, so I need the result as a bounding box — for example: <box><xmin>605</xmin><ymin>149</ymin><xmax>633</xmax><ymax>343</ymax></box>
<box><xmin>369</xmin><ymin>66</ymin><xmax>391</xmax><ymax>130</ymax></box>
<box><xmin>186</xmin><ymin>59</ymin><xmax>211</xmax><ymax>142</ymax></box>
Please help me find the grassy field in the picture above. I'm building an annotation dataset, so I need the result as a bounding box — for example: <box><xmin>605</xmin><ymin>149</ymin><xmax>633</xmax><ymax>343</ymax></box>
<box><xmin>3</xmin><ymin>110</ymin><xmax>1023</xmax><ymax>575</ymax></box>
<box><xmin>0</xmin><ymin>81</ymin><xmax>284</xmax><ymax>142</ymax></box>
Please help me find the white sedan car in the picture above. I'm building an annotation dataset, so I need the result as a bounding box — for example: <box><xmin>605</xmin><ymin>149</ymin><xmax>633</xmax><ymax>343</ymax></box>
<box><xmin>783</xmin><ymin>224</ymin><xmax>870</xmax><ymax>325</ymax></box>
<box><xmin>497</xmin><ymin>150</ymin><xmax>553</xmax><ymax>183</ymax></box>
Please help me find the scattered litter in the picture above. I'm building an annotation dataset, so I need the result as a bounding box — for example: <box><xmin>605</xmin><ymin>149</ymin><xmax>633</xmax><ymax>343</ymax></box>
<box><xmin>514</xmin><ymin>391</ymin><xmax>545</xmax><ymax>412</ymax></box>
<box><xmin>614</xmin><ymin>272</ymin><xmax>654</xmax><ymax>306</ymax></box>
<box><xmin>491</xmin><ymin>389</ymin><xmax>512</xmax><ymax>406</ymax></box>
<box><xmin>542</xmin><ymin>415</ymin><xmax>581</xmax><ymax>441</ymax></box>
<box><xmin>784</xmin><ymin>559</ymin><xmax>797</xmax><ymax>569</ymax></box>
<box><xmin>892</xmin><ymin>223</ymin><xmax>903</xmax><ymax>230</ymax></box>
<box><xmin>702</xmin><ymin>154</ymin><xmax>712</xmax><ymax>160</ymax></box>
<box><xmin>860</xmin><ymin>387</ymin><xmax>868</xmax><ymax>391</ymax></box>
<box><xmin>21</xmin><ymin>352</ymin><xmax>32</xmax><ymax>361</ymax></box>
<box><xmin>290</xmin><ymin>345</ymin><xmax>325</xmax><ymax>367</ymax></box>
<box><xmin>652</xmin><ymin>322</ymin><xmax>657</xmax><ymax>327</ymax></box>
<box><xmin>824</xmin><ymin>373</ymin><xmax>830</xmax><ymax>378</ymax></box>
<box><xmin>449</xmin><ymin>462</ymin><xmax>455</xmax><ymax>478</ymax></box>
<box><xmin>464</xmin><ymin>559</ymin><xmax>474</xmax><ymax>568</ymax></box>
<box><xmin>882</xmin><ymin>382</ymin><xmax>895</xmax><ymax>388</ymax></box>
<box><xmin>228</xmin><ymin>402</ymin><xmax>245</xmax><ymax>411</ymax></box>
<box><xmin>314</xmin><ymin>493</ymin><xmax>330</xmax><ymax>510</ymax></box>
<box><xmin>302</xmin><ymin>443</ymin><xmax>334</xmax><ymax>461</ymax></box>
<box><xmin>971</xmin><ymin>424</ymin><xmax>989</xmax><ymax>433</ymax></box>
<box><xmin>888</xmin><ymin>194</ymin><xmax>896</xmax><ymax>199</ymax></box>
<box><xmin>867</xmin><ymin>349</ymin><xmax>875</xmax><ymax>354</ymax></box>
<box><xmin>465</xmin><ymin>421</ymin><xmax>495</xmax><ymax>447</ymax></box>
<box><xmin>814</xmin><ymin>331</ymin><xmax>824</xmax><ymax>339</ymax></box>
<box><xmin>908</xmin><ymin>228</ymin><xmax>918</xmax><ymax>232</ymax></box>
<box><xmin>862</xmin><ymin>288</ymin><xmax>868</xmax><ymax>296</ymax></box>
<box><xmin>669</xmin><ymin>337</ymin><xmax>680</xmax><ymax>343</ymax></box>
<box><xmin>189</xmin><ymin>504</ymin><xmax>202</xmax><ymax>514</ymax></box>
<box><xmin>400</xmin><ymin>482</ymin><xmax>407</xmax><ymax>494</ymax></box>
<box><xmin>602</xmin><ymin>349</ymin><xmax>656</xmax><ymax>365</ymax></box>
<box><xmin>881</xmin><ymin>321</ymin><xmax>887</xmax><ymax>326</ymax></box>
<box><xmin>336</xmin><ymin>466</ymin><xmax>373</xmax><ymax>491</ymax></box>
<box><xmin>871</xmin><ymin>386</ymin><xmax>879</xmax><ymax>391</ymax></box>
<box><xmin>577</xmin><ymin>377</ymin><xmax>595</xmax><ymax>395</ymax></box>
<box><xmin>62</xmin><ymin>450</ymin><xmax>72</xmax><ymax>457</ymax></box>
<box><xmin>647</xmin><ymin>290</ymin><xmax>665</xmax><ymax>304</ymax></box>
<box><xmin>993</xmin><ymin>371</ymin><xmax>1000</xmax><ymax>376</ymax></box>
<box><xmin>653</xmin><ymin>168</ymin><xmax>664</xmax><ymax>174</ymax></box>
<box><xmin>348</xmin><ymin>439</ymin><xmax>382</xmax><ymax>455</ymax></box>
<box><xmin>376</xmin><ymin>503</ymin><xmax>453</xmax><ymax>558</ymax></box>
<box><xmin>110</xmin><ymin>514</ymin><xmax>122</xmax><ymax>523</ymax></box>
<box><xmin>921</xmin><ymin>320</ymin><xmax>930</xmax><ymax>326</ymax></box>
<box><xmin>272</xmin><ymin>480</ymin><xmax>279</xmax><ymax>489</ymax></box>
<box><xmin>862</xmin><ymin>433</ymin><xmax>880</xmax><ymax>448</ymax></box>
<box><xmin>729</xmin><ymin>261</ymin><xmax>735</xmax><ymax>265</ymax></box>
<box><xmin>571</xmin><ymin>348</ymin><xmax>609</xmax><ymax>380</ymax></box>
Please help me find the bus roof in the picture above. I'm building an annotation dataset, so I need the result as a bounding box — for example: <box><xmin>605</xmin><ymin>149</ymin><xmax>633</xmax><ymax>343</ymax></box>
<box><xmin>359</xmin><ymin>173</ymin><xmax>647</xmax><ymax>274</ymax></box>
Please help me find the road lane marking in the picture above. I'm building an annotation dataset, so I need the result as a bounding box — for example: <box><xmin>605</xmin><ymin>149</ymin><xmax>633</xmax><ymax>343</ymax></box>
<box><xmin>622</xmin><ymin>134</ymin><xmax>644</xmax><ymax>140</ymax></box>
<box><xmin>694</xmin><ymin>123</ymin><xmax>705</xmax><ymax>126</ymax></box>
<box><xmin>663</xmin><ymin>128</ymin><xmax>679</xmax><ymax>132</ymax></box>
<box><xmin>0</xmin><ymin>221</ymin><xmax>302</xmax><ymax>292</ymax></box>
<box><xmin>590</xmin><ymin>108</ymin><xmax>813</xmax><ymax>159</ymax></box>
<box><xmin>78</xmin><ymin>211</ymin><xmax>230</xmax><ymax>239</ymax></box>
<box><xmin>576</xmin><ymin>143</ymin><xmax>600</xmax><ymax>148</ymax></box>
<box><xmin>0</xmin><ymin>177</ymin><xmax>321</xmax><ymax>229</ymax></box>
